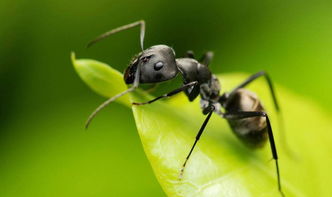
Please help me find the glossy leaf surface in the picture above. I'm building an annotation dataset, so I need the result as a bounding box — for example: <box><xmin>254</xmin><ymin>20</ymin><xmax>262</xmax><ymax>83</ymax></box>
<box><xmin>72</xmin><ymin>54</ymin><xmax>332</xmax><ymax>197</ymax></box>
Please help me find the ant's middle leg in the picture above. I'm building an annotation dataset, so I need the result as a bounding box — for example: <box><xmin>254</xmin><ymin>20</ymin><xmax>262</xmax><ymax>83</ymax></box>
<box><xmin>179</xmin><ymin>105</ymin><xmax>214</xmax><ymax>179</ymax></box>
<box><xmin>132</xmin><ymin>81</ymin><xmax>198</xmax><ymax>105</ymax></box>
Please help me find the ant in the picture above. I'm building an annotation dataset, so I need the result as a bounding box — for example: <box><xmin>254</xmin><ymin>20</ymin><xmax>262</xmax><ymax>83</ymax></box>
<box><xmin>86</xmin><ymin>20</ymin><xmax>285</xmax><ymax>196</ymax></box>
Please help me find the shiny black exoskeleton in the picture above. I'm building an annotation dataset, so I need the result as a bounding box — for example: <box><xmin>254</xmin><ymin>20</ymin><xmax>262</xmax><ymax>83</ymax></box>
<box><xmin>86</xmin><ymin>20</ymin><xmax>285</xmax><ymax>196</ymax></box>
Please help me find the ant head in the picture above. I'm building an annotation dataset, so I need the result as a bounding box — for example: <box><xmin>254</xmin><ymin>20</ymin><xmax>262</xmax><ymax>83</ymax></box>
<box><xmin>124</xmin><ymin>45</ymin><xmax>178</xmax><ymax>84</ymax></box>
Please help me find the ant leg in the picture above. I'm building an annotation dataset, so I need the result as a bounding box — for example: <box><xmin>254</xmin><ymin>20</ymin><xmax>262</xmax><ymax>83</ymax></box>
<box><xmin>132</xmin><ymin>81</ymin><xmax>198</xmax><ymax>105</ymax></box>
<box><xmin>185</xmin><ymin>50</ymin><xmax>195</xmax><ymax>58</ymax></box>
<box><xmin>199</xmin><ymin>51</ymin><xmax>214</xmax><ymax>66</ymax></box>
<box><xmin>223</xmin><ymin>71</ymin><xmax>293</xmax><ymax>157</ymax></box>
<box><xmin>87</xmin><ymin>20</ymin><xmax>145</xmax><ymax>51</ymax></box>
<box><xmin>179</xmin><ymin>106</ymin><xmax>214</xmax><ymax>179</ymax></box>
<box><xmin>224</xmin><ymin>71</ymin><xmax>279</xmax><ymax>111</ymax></box>
<box><xmin>223</xmin><ymin>111</ymin><xmax>285</xmax><ymax>197</ymax></box>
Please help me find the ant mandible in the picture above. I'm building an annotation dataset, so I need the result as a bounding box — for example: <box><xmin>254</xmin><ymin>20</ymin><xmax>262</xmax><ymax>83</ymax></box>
<box><xmin>86</xmin><ymin>20</ymin><xmax>285</xmax><ymax>196</ymax></box>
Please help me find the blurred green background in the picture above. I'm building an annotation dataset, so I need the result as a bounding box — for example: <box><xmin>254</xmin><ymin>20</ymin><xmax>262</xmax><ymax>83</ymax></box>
<box><xmin>1</xmin><ymin>0</ymin><xmax>332</xmax><ymax>196</ymax></box>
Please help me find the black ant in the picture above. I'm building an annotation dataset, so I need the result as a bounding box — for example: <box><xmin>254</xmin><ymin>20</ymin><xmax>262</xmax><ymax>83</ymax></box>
<box><xmin>86</xmin><ymin>20</ymin><xmax>285</xmax><ymax>196</ymax></box>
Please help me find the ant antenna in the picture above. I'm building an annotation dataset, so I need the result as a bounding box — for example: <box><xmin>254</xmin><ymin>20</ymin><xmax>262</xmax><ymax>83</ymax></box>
<box><xmin>85</xmin><ymin>64</ymin><xmax>141</xmax><ymax>129</ymax></box>
<box><xmin>85</xmin><ymin>20</ymin><xmax>146</xmax><ymax>128</ymax></box>
<box><xmin>87</xmin><ymin>20</ymin><xmax>146</xmax><ymax>51</ymax></box>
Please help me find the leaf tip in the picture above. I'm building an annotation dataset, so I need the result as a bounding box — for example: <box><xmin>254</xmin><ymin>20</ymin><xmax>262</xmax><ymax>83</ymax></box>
<box><xmin>70</xmin><ymin>52</ymin><xmax>77</xmax><ymax>67</ymax></box>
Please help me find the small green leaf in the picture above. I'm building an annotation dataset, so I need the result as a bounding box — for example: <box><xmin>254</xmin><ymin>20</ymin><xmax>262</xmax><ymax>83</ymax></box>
<box><xmin>72</xmin><ymin>54</ymin><xmax>332</xmax><ymax>197</ymax></box>
<box><xmin>71</xmin><ymin>52</ymin><xmax>130</xmax><ymax>107</ymax></box>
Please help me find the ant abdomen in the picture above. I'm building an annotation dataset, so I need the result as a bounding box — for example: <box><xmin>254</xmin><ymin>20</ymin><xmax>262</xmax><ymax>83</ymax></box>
<box><xmin>225</xmin><ymin>89</ymin><xmax>268</xmax><ymax>147</ymax></box>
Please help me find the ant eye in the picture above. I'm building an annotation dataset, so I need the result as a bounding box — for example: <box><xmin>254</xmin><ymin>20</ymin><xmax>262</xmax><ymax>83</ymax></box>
<box><xmin>154</xmin><ymin>61</ymin><xmax>164</xmax><ymax>71</ymax></box>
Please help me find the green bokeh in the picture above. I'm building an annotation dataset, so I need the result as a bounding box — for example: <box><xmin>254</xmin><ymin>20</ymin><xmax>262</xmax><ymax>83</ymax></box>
<box><xmin>1</xmin><ymin>0</ymin><xmax>332</xmax><ymax>196</ymax></box>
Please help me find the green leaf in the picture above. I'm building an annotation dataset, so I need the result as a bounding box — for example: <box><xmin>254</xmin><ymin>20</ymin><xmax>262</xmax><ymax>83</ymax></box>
<box><xmin>72</xmin><ymin>53</ymin><xmax>332</xmax><ymax>197</ymax></box>
<box><xmin>71</xmin><ymin>52</ymin><xmax>130</xmax><ymax>107</ymax></box>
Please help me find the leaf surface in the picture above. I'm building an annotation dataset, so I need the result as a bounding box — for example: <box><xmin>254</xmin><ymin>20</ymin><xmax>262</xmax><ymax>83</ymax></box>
<box><xmin>72</xmin><ymin>53</ymin><xmax>332</xmax><ymax>197</ymax></box>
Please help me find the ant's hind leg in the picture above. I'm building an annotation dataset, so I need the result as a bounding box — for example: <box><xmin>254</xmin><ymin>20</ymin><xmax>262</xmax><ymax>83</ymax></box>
<box><xmin>223</xmin><ymin>111</ymin><xmax>285</xmax><ymax>197</ymax></box>
<box><xmin>225</xmin><ymin>71</ymin><xmax>279</xmax><ymax>111</ymax></box>
<box><xmin>224</xmin><ymin>71</ymin><xmax>294</xmax><ymax>158</ymax></box>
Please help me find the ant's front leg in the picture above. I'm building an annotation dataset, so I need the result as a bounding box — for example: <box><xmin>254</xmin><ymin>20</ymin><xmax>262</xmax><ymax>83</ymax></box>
<box><xmin>132</xmin><ymin>81</ymin><xmax>198</xmax><ymax>105</ymax></box>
